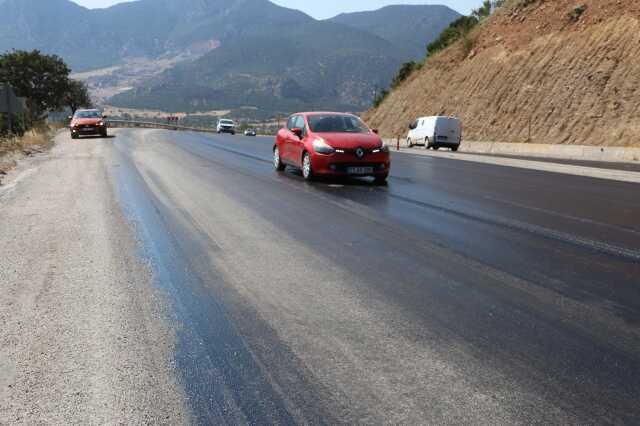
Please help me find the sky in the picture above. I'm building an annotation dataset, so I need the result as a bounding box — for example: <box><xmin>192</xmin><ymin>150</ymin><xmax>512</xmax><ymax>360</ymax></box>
<box><xmin>71</xmin><ymin>0</ymin><xmax>480</xmax><ymax>17</ymax></box>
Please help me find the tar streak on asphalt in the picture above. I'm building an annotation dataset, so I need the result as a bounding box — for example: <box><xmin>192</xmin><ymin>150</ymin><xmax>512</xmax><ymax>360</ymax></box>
<box><xmin>111</xmin><ymin>142</ymin><xmax>303</xmax><ymax>424</ymax></box>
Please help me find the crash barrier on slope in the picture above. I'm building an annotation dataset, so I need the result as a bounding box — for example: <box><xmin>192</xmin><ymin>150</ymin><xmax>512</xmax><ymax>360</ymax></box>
<box><xmin>106</xmin><ymin>119</ymin><xmax>216</xmax><ymax>133</ymax></box>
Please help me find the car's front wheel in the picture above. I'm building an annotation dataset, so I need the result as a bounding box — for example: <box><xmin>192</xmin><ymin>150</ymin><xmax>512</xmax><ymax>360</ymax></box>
<box><xmin>302</xmin><ymin>152</ymin><xmax>313</xmax><ymax>181</ymax></box>
<box><xmin>274</xmin><ymin>146</ymin><xmax>286</xmax><ymax>171</ymax></box>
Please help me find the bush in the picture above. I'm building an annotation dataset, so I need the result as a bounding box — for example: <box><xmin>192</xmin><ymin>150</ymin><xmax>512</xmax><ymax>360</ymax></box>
<box><xmin>391</xmin><ymin>61</ymin><xmax>420</xmax><ymax>89</ymax></box>
<box><xmin>372</xmin><ymin>89</ymin><xmax>389</xmax><ymax>108</ymax></box>
<box><xmin>568</xmin><ymin>4</ymin><xmax>587</xmax><ymax>22</ymax></box>
<box><xmin>427</xmin><ymin>16</ymin><xmax>479</xmax><ymax>56</ymax></box>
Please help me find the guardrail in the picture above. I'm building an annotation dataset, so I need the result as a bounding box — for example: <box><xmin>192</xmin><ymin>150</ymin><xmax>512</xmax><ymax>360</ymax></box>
<box><xmin>106</xmin><ymin>119</ymin><xmax>216</xmax><ymax>133</ymax></box>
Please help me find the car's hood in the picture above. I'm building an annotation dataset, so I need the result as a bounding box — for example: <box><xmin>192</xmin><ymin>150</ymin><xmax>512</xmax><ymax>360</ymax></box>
<box><xmin>72</xmin><ymin>118</ymin><xmax>102</xmax><ymax>126</ymax></box>
<box><xmin>316</xmin><ymin>132</ymin><xmax>382</xmax><ymax>149</ymax></box>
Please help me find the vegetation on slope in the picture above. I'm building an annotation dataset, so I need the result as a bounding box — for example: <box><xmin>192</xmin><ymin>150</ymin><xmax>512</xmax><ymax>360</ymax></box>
<box><xmin>365</xmin><ymin>0</ymin><xmax>640</xmax><ymax>147</ymax></box>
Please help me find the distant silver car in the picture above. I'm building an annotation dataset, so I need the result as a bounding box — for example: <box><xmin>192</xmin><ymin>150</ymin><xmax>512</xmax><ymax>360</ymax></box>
<box><xmin>217</xmin><ymin>119</ymin><xmax>236</xmax><ymax>135</ymax></box>
<box><xmin>244</xmin><ymin>128</ymin><xmax>257</xmax><ymax>136</ymax></box>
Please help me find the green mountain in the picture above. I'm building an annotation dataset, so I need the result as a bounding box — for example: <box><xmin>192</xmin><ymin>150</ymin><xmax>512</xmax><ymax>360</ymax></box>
<box><xmin>328</xmin><ymin>5</ymin><xmax>461</xmax><ymax>60</ymax></box>
<box><xmin>0</xmin><ymin>0</ymin><xmax>461</xmax><ymax>116</ymax></box>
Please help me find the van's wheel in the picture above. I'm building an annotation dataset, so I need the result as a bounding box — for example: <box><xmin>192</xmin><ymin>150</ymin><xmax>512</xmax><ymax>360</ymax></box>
<box><xmin>407</xmin><ymin>138</ymin><xmax>413</xmax><ymax>148</ymax></box>
<box><xmin>302</xmin><ymin>152</ymin><xmax>313</xmax><ymax>181</ymax></box>
<box><xmin>273</xmin><ymin>146</ymin><xmax>286</xmax><ymax>171</ymax></box>
<box><xmin>452</xmin><ymin>146</ymin><xmax>459</xmax><ymax>152</ymax></box>
<box><xmin>433</xmin><ymin>146</ymin><xmax>439</xmax><ymax>151</ymax></box>
<box><xmin>425</xmin><ymin>138</ymin><xmax>431</xmax><ymax>149</ymax></box>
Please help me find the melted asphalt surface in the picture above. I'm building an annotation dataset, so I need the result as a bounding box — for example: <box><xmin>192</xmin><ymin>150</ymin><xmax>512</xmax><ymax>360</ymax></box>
<box><xmin>109</xmin><ymin>129</ymin><xmax>640</xmax><ymax>424</ymax></box>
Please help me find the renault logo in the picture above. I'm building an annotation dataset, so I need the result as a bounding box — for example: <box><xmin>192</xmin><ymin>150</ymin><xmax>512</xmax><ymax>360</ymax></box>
<box><xmin>355</xmin><ymin>148</ymin><xmax>365</xmax><ymax>159</ymax></box>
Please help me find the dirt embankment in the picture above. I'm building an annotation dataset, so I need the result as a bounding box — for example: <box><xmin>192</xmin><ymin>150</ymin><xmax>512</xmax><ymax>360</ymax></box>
<box><xmin>365</xmin><ymin>0</ymin><xmax>640</xmax><ymax>147</ymax></box>
<box><xmin>0</xmin><ymin>128</ymin><xmax>55</xmax><ymax>179</ymax></box>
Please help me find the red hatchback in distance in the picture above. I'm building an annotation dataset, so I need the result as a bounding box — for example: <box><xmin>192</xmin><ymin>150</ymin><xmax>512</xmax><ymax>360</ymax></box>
<box><xmin>274</xmin><ymin>112</ymin><xmax>390</xmax><ymax>184</ymax></box>
<box><xmin>69</xmin><ymin>109</ymin><xmax>108</xmax><ymax>139</ymax></box>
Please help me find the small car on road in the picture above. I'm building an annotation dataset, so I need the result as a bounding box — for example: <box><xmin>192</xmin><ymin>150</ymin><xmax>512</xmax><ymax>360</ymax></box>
<box><xmin>69</xmin><ymin>109</ymin><xmax>108</xmax><ymax>139</ymax></box>
<box><xmin>274</xmin><ymin>112</ymin><xmax>390</xmax><ymax>184</ymax></box>
<box><xmin>217</xmin><ymin>119</ymin><xmax>236</xmax><ymax>135</ymax></box>
<box><xmin>244</xmin><ymin>128</ymin><xmax>257</xmax><ymax>136</ymax></box>
<box><xmin>407</xmin><ymin>116</ymin><xmax>461</xmax><ymax>151</ymax></box>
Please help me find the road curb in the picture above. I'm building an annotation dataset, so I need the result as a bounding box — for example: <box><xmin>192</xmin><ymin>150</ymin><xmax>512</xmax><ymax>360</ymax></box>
<box><xmin>383</xmin><ymin>139</ymin><xmax>640</xmax><ymax>164</ymax></box>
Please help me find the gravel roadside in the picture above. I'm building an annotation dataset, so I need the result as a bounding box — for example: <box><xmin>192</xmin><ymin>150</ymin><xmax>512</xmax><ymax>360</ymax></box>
<box><xmin>0</xmin><ymin>132</ymin><xmax>190</xmax><ymax>424</ymax></box>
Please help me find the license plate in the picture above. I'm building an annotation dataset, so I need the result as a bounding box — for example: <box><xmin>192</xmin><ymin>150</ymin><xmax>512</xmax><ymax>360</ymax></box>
<box><xmin>347</xmin><ymin>167</ymin><xmax>373</xmax><ymax>175</ymax></box>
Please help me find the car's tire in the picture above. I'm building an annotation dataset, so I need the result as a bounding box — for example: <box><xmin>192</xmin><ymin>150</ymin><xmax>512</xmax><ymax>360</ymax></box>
<box><xmin>71</xmin><ymin>133</ymin><xmax>78</xmax><ymax>140</ymax></box>
<box><xmin>425</xmin><ymin>137</ymin><xmax>431</xmax><ymax>149</ymax></box>
<box><xmin>407</xmin><ymin>138</ymin><xmax>413</xmax><ymax>148</ymax></box>
<box><xmin>302</xmin><ymin>152</ymin><xmax>313</xmax><ymax>181</ymax></box>
<box><xmin>374</xmin><ymin>175</ymin><xmax>388</xmax><ymax>185</ymax></box>
<box><xmin>452</xmin><ymin>146</ymin><xmax>459</xmax><ymax>152</ymax></box>
<box><xmin>273</xmin><ymin>146</ymin><xmax>286</xmax><ymax>171</ymax></box>
<box><xmin>101</xmin><ymin>131</ymin><xmax>108</xmax><ymax>138</ymax></box>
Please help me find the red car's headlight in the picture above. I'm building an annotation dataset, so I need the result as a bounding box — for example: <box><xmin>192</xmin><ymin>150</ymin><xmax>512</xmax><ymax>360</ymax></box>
<box><xmin>372</xmin><ymin>144</ymin><xmax>390</xmax><ymax>153</ymax></box>
<box><xmin>312</xmin><ymin>138</ymin><xmax>335</xmax><ymax>154</ymax></box>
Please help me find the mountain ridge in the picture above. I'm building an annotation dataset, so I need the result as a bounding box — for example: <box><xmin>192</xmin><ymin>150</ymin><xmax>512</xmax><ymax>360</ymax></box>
<box><xmin>1</xmin><ymin>0</ymin><xmax>461</xmax><ymax>117</ymax></box>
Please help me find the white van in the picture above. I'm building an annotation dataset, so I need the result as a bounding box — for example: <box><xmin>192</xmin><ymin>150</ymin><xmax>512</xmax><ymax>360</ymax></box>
<box><xmin>407</xmin><ymin>116</ymin><xmax>462</xmax><ymax>151</ymax></box>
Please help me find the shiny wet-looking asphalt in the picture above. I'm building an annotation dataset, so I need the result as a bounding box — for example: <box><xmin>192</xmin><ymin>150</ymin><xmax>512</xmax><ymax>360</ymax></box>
<box><xmin>109</xmin><ymin>129</ymin><xmax>639</xmax><ymax>424</ymax></box>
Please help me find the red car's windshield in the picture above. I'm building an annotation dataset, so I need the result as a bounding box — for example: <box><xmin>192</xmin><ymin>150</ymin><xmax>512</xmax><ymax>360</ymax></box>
<box><xmin>307</xmin><ymin>115</ymin><xmax>369</xmax><ymax>133</ymax></box>
<box><xmin>75</xmin><ymin>110</ymin><xmax>102</xmax><ymax>119</ymax></box>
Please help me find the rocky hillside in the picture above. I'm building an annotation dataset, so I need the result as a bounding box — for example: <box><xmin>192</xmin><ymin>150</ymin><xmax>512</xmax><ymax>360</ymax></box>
<box><xmin>365</xmin><ymin>0</ymin><xmax>640</xmax><ymax>147</ymax></box>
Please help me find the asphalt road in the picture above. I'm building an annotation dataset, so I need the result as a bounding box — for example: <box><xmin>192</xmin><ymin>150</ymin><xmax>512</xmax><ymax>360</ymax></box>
<box><xmin>3</xmin><ymin>128</ymin><xmax>639</xmax><ymax>424</ymax></box>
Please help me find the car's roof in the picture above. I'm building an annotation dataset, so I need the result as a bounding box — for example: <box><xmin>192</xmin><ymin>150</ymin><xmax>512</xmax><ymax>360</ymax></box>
<box><xmin>294</xmin><ymin>111</ymin><xmax>357</xmax><ymax>116</ymax></box>
<box><xmin>76</xmin><ymin>109</ymin><xmax>100</xmax><ymax>112</ymax></box>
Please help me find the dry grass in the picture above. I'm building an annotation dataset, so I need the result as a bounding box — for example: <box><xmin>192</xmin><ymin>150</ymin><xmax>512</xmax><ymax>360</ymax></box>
<box><xmin>0</xmin><ymin>128</ymin><xmax>53</xmax><ymax>177</ymax></box>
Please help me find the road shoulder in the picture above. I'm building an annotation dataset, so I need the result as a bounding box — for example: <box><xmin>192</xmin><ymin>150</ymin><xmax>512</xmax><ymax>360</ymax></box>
<box><xmin>0</xmin><ymin>133</ymin><xmax>190</xmax><ymax>424</ymax></box>
<box><xmin>392</xmin><ymin>148</ymin><xmax>640</xmax><ymax>184</ymax></box>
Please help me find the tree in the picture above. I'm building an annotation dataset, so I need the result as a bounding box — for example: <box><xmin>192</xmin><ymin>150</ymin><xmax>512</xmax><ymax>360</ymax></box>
<box><xmin>64</xmin><ymin>79</ymin><xmax>92</xmax><ymax>115</ymax></box>
<box><xmin>0</xmin><ymin>50</ymin><xmax>71</xmax><ymax>119</ymax></box>
<box><xmin>391</xmin><ymin>61</ymin><xmax>420</xmax><ymax>89</ymax></box>
<box><xmin>472</xmin><ymin>0</ymin><xmax>505</xmax><ymax>20</ymax></box>
<box><xmin>427</xmin><ymin>16</ymin><xmax>479</xmax><ymax>56</ymax></box>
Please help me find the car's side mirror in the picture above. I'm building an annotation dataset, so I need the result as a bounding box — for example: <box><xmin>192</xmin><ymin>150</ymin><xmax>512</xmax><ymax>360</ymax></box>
<box><xmin>372</xmin><ymin>129</ymin><xmax>379</xmax><ymax>134</ymax></box>
<box><xmin>102</xmin><ymin>115</ymin><xmax>108</xmax><ymax>119</ymax></box>
<box><xmin>291</xmin><ymin>127</ymin><xmax>303</xmax><ymax>139</ymax></box>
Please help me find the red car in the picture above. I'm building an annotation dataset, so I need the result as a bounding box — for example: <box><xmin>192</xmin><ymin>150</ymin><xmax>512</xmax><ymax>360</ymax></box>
<box><xmin>274</xmin><ymin>112</ymin><xmax>390</xmax><ymax>184</ymax></box>
<box><xmin>69</xmin><ymin>109</ymin><xmax>108</xmax><ymax>139</ymax></box>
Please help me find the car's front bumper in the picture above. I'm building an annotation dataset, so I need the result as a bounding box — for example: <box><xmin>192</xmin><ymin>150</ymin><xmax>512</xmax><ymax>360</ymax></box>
<box><xmin>71</xmin><ymin>125</ymin><xmax>106</xmax><ymax>136</ymax></box>
<box><xmin>311</xmin><ymin>151</ymin><xmax>390</xmax><ymax>177</ymax></box>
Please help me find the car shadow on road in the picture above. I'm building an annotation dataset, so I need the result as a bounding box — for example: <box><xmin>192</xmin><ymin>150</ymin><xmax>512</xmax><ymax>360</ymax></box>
<box><xmin>74</xmin><ymin>135</ymin><xmax>117</xmax><ymax>140</ymax></box>
<box><xmin>286</xmin><ymin>169</ymin><xmax>387</xmax><ymax>187</ymax></box>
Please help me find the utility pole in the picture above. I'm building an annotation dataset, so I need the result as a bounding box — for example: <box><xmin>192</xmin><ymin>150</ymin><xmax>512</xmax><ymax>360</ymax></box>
<box><xmin>3</xmin><ymin>83</ymin><xmax>12</xmax><ymax>135</ymax></box>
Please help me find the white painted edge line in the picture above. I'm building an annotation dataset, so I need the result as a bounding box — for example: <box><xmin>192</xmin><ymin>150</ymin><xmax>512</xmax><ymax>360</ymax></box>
<box><xmin>395</xmin><ymin>149</ymin><xmax>640</xmax><ymax>184</ymax></box>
